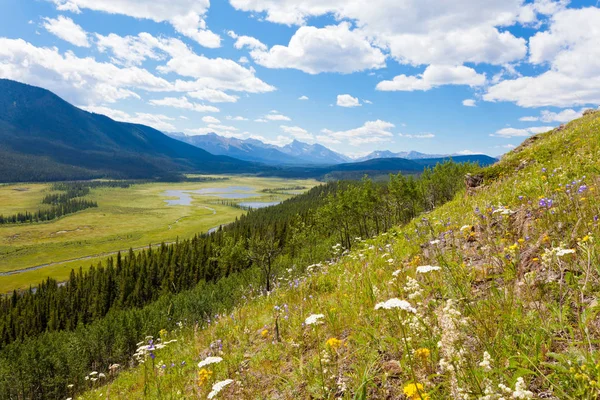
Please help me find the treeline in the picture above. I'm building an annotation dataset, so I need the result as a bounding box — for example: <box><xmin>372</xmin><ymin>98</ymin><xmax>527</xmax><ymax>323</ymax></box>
<box><xmin>0</xmin><ymin>161</ymin><xmax>478</xmax><ymax>399</ymax></box>
<box><xmin>0</xmin><ymin>181</ymin><xmax>135</xmax><ymax>225</ymax></box>
<box><xmin>0</xmin><ymin>198</ymin><xmax>97</xmax><ymax>224</ymax></box>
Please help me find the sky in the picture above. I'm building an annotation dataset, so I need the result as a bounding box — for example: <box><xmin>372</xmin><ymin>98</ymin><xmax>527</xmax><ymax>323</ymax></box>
<box><xmin>0</xmin><ymin>0</ymin><xmax>599</xmax><ymax>158</ymax></box>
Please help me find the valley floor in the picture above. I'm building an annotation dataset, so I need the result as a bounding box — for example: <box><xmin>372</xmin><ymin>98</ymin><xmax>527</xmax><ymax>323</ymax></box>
<box><xmin>0</xmin><ymin>176</ymin><xmax>319</xmax><ymax>292</ymax></box>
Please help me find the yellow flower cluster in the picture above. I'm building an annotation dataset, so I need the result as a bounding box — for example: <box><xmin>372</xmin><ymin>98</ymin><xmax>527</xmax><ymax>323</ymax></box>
<box><xmin>198</xmin><ymin>368</ymin><xmax>213</xmax><ymax>386</ymax></box>
<box><xmin>326</xmin><ymin>337</ymin><xmax>342</xmax><ymax>350</ymax></box>
<box><xmin>403</xmin><ymin>383</ymin><xmax>429</xmax><ymax>400</ymax></box>
<box><xmin>261</xmin><ymin>329</ymin><xmax>269</xmax><ymax>338</ymax></box>
<box><xmin>414</xmin><ymin>348</ymin><xmax>430</xmax><ymax>363</ymax></box>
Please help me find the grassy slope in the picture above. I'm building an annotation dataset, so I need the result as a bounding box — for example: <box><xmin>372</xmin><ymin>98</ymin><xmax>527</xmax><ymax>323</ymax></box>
<box><xmin>0</xmin><ymin>177</ymin><xmax>319</xmax><ymax>292</ymax></box>
<box><xmin>84</xmin><ymin>112</ymin><xmax>600</xmax><ymax>399</ymax></box>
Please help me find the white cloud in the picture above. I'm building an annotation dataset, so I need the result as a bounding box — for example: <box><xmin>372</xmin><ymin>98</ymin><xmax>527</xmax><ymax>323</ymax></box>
<box><xmin>298</xmin><ymin>95</ymin><xmax>309</xmax><ymax>100</ymax></box>
<box><xmin>337</xmin><ymin>94</ymin><xmax>361</xmax><ymax>108</ymax></box>
<box><xmin>248</xmin><ymin>134</ymin><xmax>294</xmax><ymax>147</ymax></box>
<box><xmin>280</xmin><ymin>125</ymin><xmax>314</xmax><ymax>141</ymax></box>
<box><xmin>320</xmin><ymin>120</ymin><xmax>395</xmax><ymax>146</ymax></box>
<box><xmin>159</xmin><ymin>52</ymin><xmax>275</xmax><ymax>94</ymax></box>
<box><xmin>82</xmin><ymin>105</ymin><xmax>177</xmax><ymax>131</ymax></box>
<box><xmin>202</xmin><ymin>116</ymin><xmax>221</xmax><ymax>123</ymax></box>
<box><xmin>250</xmin><ymin>22</ymin><xmax>386</xmax><ymax>74</ymax></box>
<box><xmin>0</xmin><ymin>38</ymin><xmax>172</xmax><ymax>105</ymax></box>
<box><xmin>254</xmin><ymin>118</ymin><xmax>268</xmax><ymax>123</ymax></box>
<box><xmin>95</xmin><ymin>32</ymin><xmax>188</xmax><ymax>66</ymax></box>
<box><xmin>188</xmin><ymin>88</ymin><xmax>239</xmax><ymax>103</ymax></box>
<box><xmin>519</xmin><ymin>109</ymin><xmax>583</xmax><ymax>123</ymax></box>
<box><xmin>226</xmin><ymin>115</ymin><xmax>249</xmax><ymax>121</ymax></box>
<box><xmin>455</xmin><ymin>149</ymin><xmax>478</xmax><ymax>155</ymax></box>
<box><xmin>50</xmin><ymin>0</ymin><xmax>220</xmax><ymax>48</ymax></box>
<box><xmin>149</xmin><ymin>96</ymin><xmax>220</xmax><ymax>113</ymax></box>
<box><xmin>228</xmin><ymin>30</ymin><xmax>267</xmax><ymax>51</ymax></box>
<box><xmin>462</xmin><ymin>99</ymin><xmax>476</xmax><ymax>107</ymax></box>
<box><xmin>377</xmin><ymin>65</ymin><xmax>486</xmax><ymax>91</ymax></box>
<box><xmin>238</xmin><ymin>56</ymin><xmax>249</xmax><ymax>63</ymax></box>
<box><xmin>400</xmin><ymin>133</ymin><xmax>435</xmax><ymax>139</ymax></box>
<box><xmin>42</xmin><ymin>16</ymin><xmax>90</xmax><ymax>47</ymax></box>
<box><xmin>519</xmin><ymin>116</ymin><xmax>539</xmax><ymax>122</ymax></box>
<box><xmin>180</xmin><ymin>115</ymin><xmax>188</xmax><ymax>119</ymax></box>
<box><xmin>363</xmin><ymin>99</ymin><xmax>373</xmax><ymax>104</ymax></box>
<box><xmin>265</xmin><ymin>113</ymin><xmax>291</xmax><ymax>121</ymax></box>
<box><xmin>230</xmin><ymin>0</ymin><xmax>536</xmax><ymax>65</ymax></box>
<box><xmin>485</xmin><ymin>7</ymin><xmax>600</xmax><ymax>107</ymax></box>
<box><xmin>492</xmin><ymin>126</ymin><xmax>554</xmax><ymax>137</ymax></box>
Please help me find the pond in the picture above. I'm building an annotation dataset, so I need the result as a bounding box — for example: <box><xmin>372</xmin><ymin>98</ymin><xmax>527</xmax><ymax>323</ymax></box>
<box><xmin>238</xmin><ymin>201</ymin><xmax>281</xmax><ymax>209</ymax></box>
<box><xmin>163</xmin><ymin>186</ymin><xmax>258</xmax><ymax>206</ymax></box>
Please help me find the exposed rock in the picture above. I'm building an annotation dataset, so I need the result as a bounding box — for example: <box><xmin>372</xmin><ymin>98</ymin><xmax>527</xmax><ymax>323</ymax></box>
<box><xmin>465</xmin><ymin>173</ymin><xmax>484</xmax><ymax>188</ymax></box>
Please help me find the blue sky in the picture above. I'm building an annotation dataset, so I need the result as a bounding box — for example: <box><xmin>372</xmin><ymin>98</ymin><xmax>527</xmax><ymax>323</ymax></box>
<box><xmin>1</xmin><ymin>0</ymin><xmax>599</xmax><ymax>158</ymax></box>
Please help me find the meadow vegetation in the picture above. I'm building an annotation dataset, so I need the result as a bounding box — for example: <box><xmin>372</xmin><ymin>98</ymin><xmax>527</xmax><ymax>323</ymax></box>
<box><xmin>0</xmin><ymin>176</ymin><xmax>318</xmax><ymax>292</ymax></box>
<box><xmin>0</xmin><ymin>157</ymin><xmax>475</xmax><ymax>399</ymax></box>
<box><xmin>70</xmin><ymin>111</ymin><xmax>600</xmax><ymax>399</ymax></box>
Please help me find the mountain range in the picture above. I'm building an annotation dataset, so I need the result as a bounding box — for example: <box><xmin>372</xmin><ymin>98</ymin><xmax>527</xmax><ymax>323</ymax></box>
<box><xmin>166</xmin><ymin>132</ymin><xmax>350</xmax><ymax>165</ymax></box>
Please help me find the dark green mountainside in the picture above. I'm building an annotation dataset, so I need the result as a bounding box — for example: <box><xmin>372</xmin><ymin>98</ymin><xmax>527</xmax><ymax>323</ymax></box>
<box><xmin>0</xmin><ymin>79</ymin><xmax>258</xmax><ymax>182</ymax></box>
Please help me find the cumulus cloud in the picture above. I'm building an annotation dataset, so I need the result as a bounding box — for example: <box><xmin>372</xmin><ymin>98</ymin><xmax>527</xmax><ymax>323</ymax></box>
<box><xmin>319</xmin><ymin>120</ymin><xmax>395</xmax><ymax>146</ymax></box>
<box><xmin>50</xmin><ymin>0</ymin><xmax>221</xmax><ymax>48</ymax></box>
<box><xmin>202</xmin><ymin>116</ymin><xmax>221</xmax><ymax>123</ymax></box>
<box><xmin>377</xmin><ymin>65</ymin><xmax>486</xmax><ymax>91</ymax></box>
<box><xmin>492</xmin><ymin>126</ymin><xmax>555</xmax><ymax>137</ymax></box>
<box><xmin>42</xmin><ymin>16</ymin><xmax>90</xmax><ymax>47</ymax></box>
<box><xmin>82</xmin><ymin>105</ymin><xmax>177</xmax><ymax>131</ymax></box>
<box><xmin>95</xmin><ymin>32</ymin><xmax>188</xmax><ymax>66</ymax></box>
<box><xmin>250</xmin><ymin>22</ymin><xmax>386</xmax><ymax>74</ymax></box>
<box><xmin>230</xmin><ymin>0</ymin><xmax>538</xmax><ymax>65</ymax></box>
<box><xmin>520</xmin><ymin>109</ymin><xmax>584</xmax><ymax>123</ymax></box>
<box><xmin>188</xmin><ymin>88</ymin><xmax>239</xmax><ymax>103</ymax></box>
<box><xmin>337</xmin><ymin>94</ymin><xmax>361</xmax><ymax>107</ymax></box>
<box><xmin>280</xmin><ymin>125</ymin><xmax>314</xmax><ymax>141</ymax></box>
<box><xmin>149</xmin><ymin>96</ymin><xmax>220</xmax><ymax>113</ymax></box>
<box><xmin>462</xmin><ymin>99</ymin><xmax>476</xmax><ymax>107</ymax></box>
<box><xmin>228</xmin><ymin>30</ymin><xmax>267</xmax><ymax>51</ymax></box>
<box><xmin>400</xmin><ymin>133</ymin><xmax>435</xmax><ymax>138</ymax></box>
<box><xmin>226</xmin><ymin>115</ymin><xmax>249</xmax><ymax>121</ymax></box>
<box><xmin>186</xmin><ymin>124</ymin><xmax>240</xmax><ymax>136</ymax></box>
<box><xmin>485</xmin><ymin>7</ymin><xmax>600</xmax><ymax>107</ymax></box>
<box><xmin>0</xmin><ymin>38</ymin><xmax>173</xmax><ymax>104</ymax></box>
<box><xmin>298</xmin><ymin>95</ymin><xmax>309</xmax><ymax>100</ymax></box>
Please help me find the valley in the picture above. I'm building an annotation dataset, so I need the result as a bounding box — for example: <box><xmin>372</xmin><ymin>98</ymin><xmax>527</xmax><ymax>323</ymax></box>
<box><xmin>0</xmin><ymin>176</ymin><xmax>319</xmax><ymax>292</ymax></box>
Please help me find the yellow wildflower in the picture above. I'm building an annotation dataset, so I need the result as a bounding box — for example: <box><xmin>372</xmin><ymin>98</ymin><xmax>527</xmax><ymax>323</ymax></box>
<box><xmin>518</xmin><ymin>238</ymin><xmax>525</xmax><ymax>244</ymax></box>
<box><xmin>261</xmin><ymin>329</ymin><xmax>269</xmax><ymax>338</ymax></box>
<box><xmin>198</xmin><ymin>368</ymin><xmax>213</xmax><ymax>386</ymax></box>
<box><xmin>414</xmin><ymin>348</ymin><xmax>430</xmax><ymax>363</ymax></box>
<box><xmin>326</xmin><ymin>337</ymin><xmax>342</xmax><ymax>350</ymax></box>
<box><xmin>159</xmin><ymin>329</ymin><xmax>168</xmax><ymax>338</ymax></box>
<box><xmin>403</xmin><ymin>383</ymin><xmax>429</xmax><ymax>400</ymax></box>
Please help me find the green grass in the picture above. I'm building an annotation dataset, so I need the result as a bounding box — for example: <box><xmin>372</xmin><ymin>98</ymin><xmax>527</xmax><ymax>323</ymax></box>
<box><xmin>81</xmin><ymin>111</ymin><xmax>600</xmax><ymax>399</ymax></box>
<box><xmin>0</xmin><ymin>176</ymin><xmax>320</xmax><ymax>292</ymax></box>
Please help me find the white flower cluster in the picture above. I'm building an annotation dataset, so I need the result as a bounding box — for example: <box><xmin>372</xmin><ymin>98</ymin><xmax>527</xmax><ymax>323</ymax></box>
<box><xmin>404</xmin><ymin>277</ymin><xmax>423</xmax><ymax>300</ymax></box>
<box><xmin>207</xmin><ymin>379</ymin><xmax>234</xmax><ymax>399</ymax></box>
<box><xmin>374</xmin><ymin>298</ymin><xmax>416</xmax><ymax>313</ymax></box>
<box><xmin>437</xmin><ymin>299</ymin><xmax>469</xmax><ymax>399</ymax></box>
<box><xmin>498</xmin><ymin>377</ymin><xmax>534</xmax><ymax>399</ymax></box>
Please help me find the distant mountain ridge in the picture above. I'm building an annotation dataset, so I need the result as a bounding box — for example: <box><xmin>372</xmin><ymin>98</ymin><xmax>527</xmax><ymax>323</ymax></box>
<box><xmin>0</xmin><ymin>79</ymin><xmax>257</xmax><ymax>182</ymax></box>
<box><xmin>167</xmin><ymin>133</ymin><xmax>351</xmax><ymax>165</ymax></box>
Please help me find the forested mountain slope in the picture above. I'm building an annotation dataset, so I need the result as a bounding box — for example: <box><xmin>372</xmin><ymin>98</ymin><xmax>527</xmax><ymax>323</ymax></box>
<box><xmin>0</xmin><ymin>79</ymin><xmax>257</xmax><ymax>182</ymax></box>
<box><xmin>74</xmin><ymin>110</ymin><xmax>600</xmax><ymax>399</ymax></box>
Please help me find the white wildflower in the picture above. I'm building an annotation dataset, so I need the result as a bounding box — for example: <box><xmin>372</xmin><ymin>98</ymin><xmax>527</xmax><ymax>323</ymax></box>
<box><xmin>305</xmin><ymin>314</ymin><xmax>325</xmax><ymax>325</ymax></box>
<box><xmin>198</xmin><ymin>356</ymin><xmax>223</xmax><ymax>368</ymax></box>
<box><xmin>460</xmin><ymin>225</ymin><xmax>471</xmax><ymax>231</ymax></box>
<box><xmin>374</xmin><ymin>298</ymin><xmax>416</xmax><ymax>313</ymax></box>
<box><xmin>392</xmin><ymin>269</ymin><xmax>402</xmax><ymax>277</ymax></box>
<box><xmin>513</xmin><ymin>377</ymin><xmax>534</xmax><ymax>399</ymax></box>
<box><xmin>387</xmin><ymin>258</ymin><xmax>395</xmax><ymax>264</ymax></box>
<box><xmin>416</xmin><ymin>265</ymin><xmax>441</xmax><ymax>273</ymax></box>
<box><xmin>556</xmin><ymin>248</ymin><xmax>575</xmax><ymax>257</ymax></box>
<box><xmin>430</xmin><ymin>239</ymin><xmax>441</xmax><ymax>245</ymax></box>
<box><xmin>404</xmin><ymin>277</ymin><xmax>423</xmax><ymax>300</ymax></box>
<box><xmin>207</xmin><ymin>379</ymin><xmax>234</xmax><ymax>399</ymax></box>
<box><xmin>479</xmin><ymin>351</ymin><xmax>492</xmax><ymax>371</ymax></box>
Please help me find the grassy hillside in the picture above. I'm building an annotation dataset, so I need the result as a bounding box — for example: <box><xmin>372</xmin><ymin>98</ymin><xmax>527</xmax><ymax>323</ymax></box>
<box><xmin>83</xmin><ymin>111</ymin><xmax>600</xmax><ymax>398</ymax></box>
